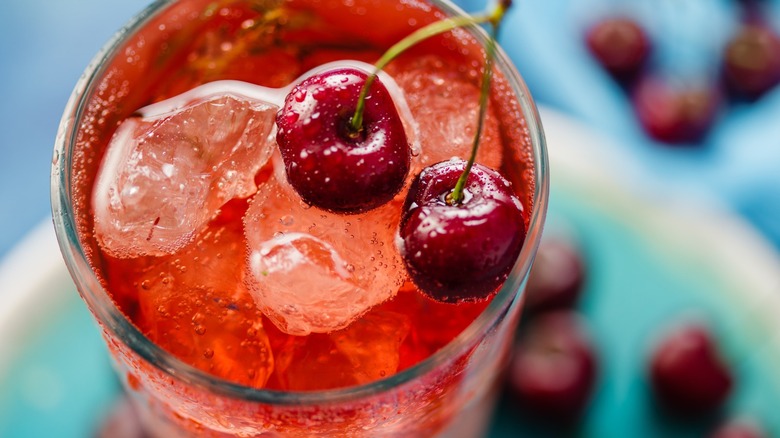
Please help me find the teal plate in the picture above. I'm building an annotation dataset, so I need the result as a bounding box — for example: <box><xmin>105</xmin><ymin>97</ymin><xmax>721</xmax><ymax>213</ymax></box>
<box><xmin>2</xmin><ymin>109</ymin><xmax>780</xmax><ymax>437</ymax></box>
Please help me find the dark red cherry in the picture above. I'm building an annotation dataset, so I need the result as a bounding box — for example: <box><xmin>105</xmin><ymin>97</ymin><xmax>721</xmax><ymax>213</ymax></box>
<box><xmin>633</xmin><ymin>75</ymin><xmax>721</xmax><ymax>144</ymax></box>
<box><xmin>649</xmin><ymin>322</ymin><xmax>733</xmax><ymax>416</ymax></box>
<box><xmin>723</xmin><ymin>24</ymin><xmax>780</xmax><ymax>100</ymax></box>
<box><xmin>585</xmin><ymin>17</ymin><xmax>651</xmax><ymax>81</ymax></box>
<box><xmin>507</xmin><ymin>311</ymin><xmax>598</xmax><ymax>423</ymax></box>
<box><xmin>524</xmin><ymin>237</ymin><xmax>586</xmax><ymax>315</ymax></box>
<box><xmin>276</xmin><ymin>67</ymin><xmax>410</xmax><ymax>213</ymax></box>
<box><xmin>399</xmin><ymin>159</ymin><xmax>526</xmax><ymax>303</ymax></box>
<box><xmin>710</xmin><ymin>418</ymin><xmax>767</xmax><ymax>438</ymax></box>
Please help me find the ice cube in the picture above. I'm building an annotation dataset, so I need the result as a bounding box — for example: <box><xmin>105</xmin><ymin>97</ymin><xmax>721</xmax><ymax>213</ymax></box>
<box><xmin>272</xmin><ymin>310</ymin><xmax>410</xmax><ymax>390</ymax></box>
<box><xmin>387</xmin><ymin>55</ymin><xmax>503</xmax><ymax>174</ymax></box>
<box><xmin>93</xmin><ymin>87</ymin><xmax>277</xmax><ymax>258</ymax></box>
<box><xmin>244</xmin><ymin>166</ymin><xmax>406</xmax><ymax>335</ymax></box>
<box><xmin>331</xmin><ymin>310</ymin><xmax>410</xmax><ymax>383</ymax></box>
<box><xmin>133</xmin><ymin>220</ymin><xmax>274</xmax><ymax>388</ymax></box>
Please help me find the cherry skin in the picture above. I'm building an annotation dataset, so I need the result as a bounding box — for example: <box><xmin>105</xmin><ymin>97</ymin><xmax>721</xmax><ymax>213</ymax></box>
<box><xmin>633</xmin><ymin>75</ymin><xmax>721</xmax><ymax>144</ymax></box>
<box><xmin>649</xmin><ymin>322</ymin><xmax>733</xmax><ymax>417</ymax></box>
<box><xmin>585</xmin><ymin>17</ymin><xmax>651</xmax><ymax>81</ymax></box>
<box><xmin>723</xmin><ymin>24</ymin><xmax>780</xmax><ymax>100</ymax></box>
<box><xmin>398</xmin><ymin>159</ymin><xmax>526</xmax><ymax>303</ymax></box>
<box><xmin>524</xmin><ymin>237</ymin><xmax>586</xmax><ymax>315</ymax></box>
<box><xmin>507</xmin><ymin>311</ymin><xmax>598</xmax><ymax>423</ymax></box>
<box><xmin>276</xmin><ymin>67</ymin><xmax>410</xmax><ymax>214</ymax></box>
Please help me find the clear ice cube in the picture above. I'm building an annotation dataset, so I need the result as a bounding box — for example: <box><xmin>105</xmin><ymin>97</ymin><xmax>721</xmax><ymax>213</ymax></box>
<box><xmin>93</xmin><ymin>87</ymin><xmax>277</xmax><ymax>258</ymax></box>
<box><xmin>272</xmin><ymin>310</ymin><xmax>410</xmax><ymax>390</ymax></box>
<box><xmin>244</xmin><ymin>163</ymin><xmax>406</xmax><ymax>335</ymax></box>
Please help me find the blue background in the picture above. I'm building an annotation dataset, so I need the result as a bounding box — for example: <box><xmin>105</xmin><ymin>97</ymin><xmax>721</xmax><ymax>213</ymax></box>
<box><xmin>474</xmin><ymin>0</ymin><xmax>780</xmax><ymax>250</ymax></box>
<box><xmin>0</xmin><ymin>0</ymin><xmax>152</xmax><ymax>257</ymax></box>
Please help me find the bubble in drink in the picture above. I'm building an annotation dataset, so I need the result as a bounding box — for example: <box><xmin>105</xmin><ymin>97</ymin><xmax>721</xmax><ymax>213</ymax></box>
<box><xmin>134</xmin><ymin>220</ymin><xmax>274</xmax><ymax>388</ymax></box>
<box><xmin>387</xmin><ymin>55</ymin><xmax>502</xmax><ymax>173</ymax></box>
<box><xmin>92</xmin><ymin>86</ymin><xmax>278</xmax><ymax>258</ymax></box>
<box><xmin>331</xmin><ymin>311</ymin><xmax>410</xmax><ymax>381</ymax></box>
<box><xmin>244</xmin><ymin>167</ymin><xmax>406</xmax><ymax>335</ymax></box>
<box><xmin>271</xmin><ymin>310</ymin><xmax>410</xmax><ymax>390</ymax></box>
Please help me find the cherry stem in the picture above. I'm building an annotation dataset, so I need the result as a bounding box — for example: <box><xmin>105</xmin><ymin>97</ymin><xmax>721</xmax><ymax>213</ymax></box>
<box><xmin>449</xmin><ymin>6</ymin><xmax>507</xmax><ymax>205</ymax></box>
<box><xmin>349</xmin><ymin>3</ymin><xmax>510</xmax><ymax>135</ymax></box>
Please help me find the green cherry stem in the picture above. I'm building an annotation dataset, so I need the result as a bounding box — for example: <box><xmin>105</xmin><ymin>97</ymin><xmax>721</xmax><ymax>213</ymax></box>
<box><xmin>449</xmin><ymin>10</ymin><xmax>505</xmax><ymax>205</ymax></box>
<box><xmin>349</xmin><ymin>2</ymin><xmax>510</xmax><ymax>135</ymax></box>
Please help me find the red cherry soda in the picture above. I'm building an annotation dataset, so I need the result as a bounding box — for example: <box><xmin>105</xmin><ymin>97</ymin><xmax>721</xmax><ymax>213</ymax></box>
<box><xmin>52</xmin><ymin>0</ymin><xmax>547</xmax><ymax>436</ymax></box>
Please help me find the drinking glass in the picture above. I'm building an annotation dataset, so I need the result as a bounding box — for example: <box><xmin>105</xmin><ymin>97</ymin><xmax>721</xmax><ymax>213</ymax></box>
<box><xmin>51</xmin><ymin>0</ymin><xmax>548</xmax><ymax>436</ymax></box>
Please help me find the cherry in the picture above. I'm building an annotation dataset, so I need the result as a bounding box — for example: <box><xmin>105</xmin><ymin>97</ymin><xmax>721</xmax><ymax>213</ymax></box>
<box><xmin>723</xmin><ymin>24</ymin><xmax>780</xmax><ymax>100</ymax></box>
<box><xmin>524</xmin><ymin>237</ymin><xmax>586</xmax><ymax>314</ymax></box>
<box><xmin>585</xmin><ymin>17</ymin><xmax>651</xmax><ymax>81</ymax></box>
<box><xmin>632</xmin><ymin>75</ymin><xmax>721</xmax><ymax>144</ymax></box>
<box><xmin>649</xmin><ymin>322</ymin><xmax>733</xmax><ymax>417</ymax></box>
<box><xmin>710</xmin><ymin>418</ymin><xmax>767</xmax><ymax>438</ymax></box>
<box><xmin>398</xmin><ymin>159</ymin><xmax>526</xmax><ymax>303</ymax></box>
<box><xmin>276</xmin><ymin>67</ymin><xmax>410</xmax><ymax>213</ymax></box>
<box><xmin>506</xmin><ymin>311</ymin><xmax>598</xmax><ymax>423</ymax></box>
<box><xmin>275</xmin><ymin>3</ymin><xmax>521</xmax><ymax>300</ymax></box>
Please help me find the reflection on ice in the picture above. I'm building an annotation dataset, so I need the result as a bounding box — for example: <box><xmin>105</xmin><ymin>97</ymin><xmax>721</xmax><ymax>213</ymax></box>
<box><xmin>93</xmin><ymin>85</ymin><xmax>278</xmax><ymax>258</ymax></box>
<box><xmin>244</xmin><ymin>172</ymin><xmax>406</xmax><ymax>335</ymax></box>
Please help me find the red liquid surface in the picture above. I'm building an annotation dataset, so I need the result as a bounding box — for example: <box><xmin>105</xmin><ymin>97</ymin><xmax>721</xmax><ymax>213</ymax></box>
<box><xmin>74</xmin><ymin>0</ymin><xmax>534</xmax><ymax>392</ymax></box>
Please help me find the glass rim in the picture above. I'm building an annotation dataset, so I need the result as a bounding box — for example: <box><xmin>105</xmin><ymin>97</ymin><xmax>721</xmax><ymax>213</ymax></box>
<box><xmin>51</xmin><ymin>0</ymin><xmax>549</xmax><ymax>405</ymax></box>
